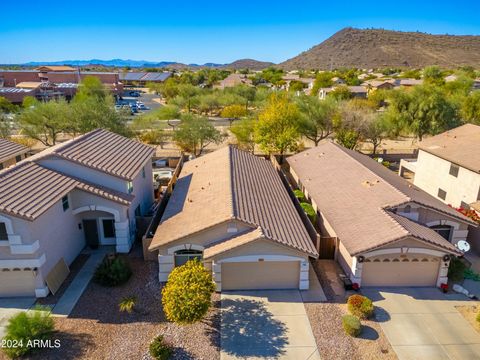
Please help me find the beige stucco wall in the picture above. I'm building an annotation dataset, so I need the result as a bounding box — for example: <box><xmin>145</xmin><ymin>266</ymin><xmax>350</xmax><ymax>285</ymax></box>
<box><xmin>413</xmin><ymin>150</ymin><xmax>480</xmax><ymax>208</ymax></box>
<box><xmin>156</xmin><ymin>220</ymin><xmax>252</xmax><ymax>256</ymax></box>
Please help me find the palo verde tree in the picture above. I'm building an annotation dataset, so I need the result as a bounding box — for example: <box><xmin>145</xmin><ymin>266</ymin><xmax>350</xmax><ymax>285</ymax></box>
<box><xmin>173</xmin><ymin>113</ymin><xmax>225</xmax><ymax>156</ymax></box>
<box><xmin>231</xmin><ymin>117</ymin><xmax>256</xmax><ymax>153</ymax></box>
<box><xmin>254</xmin><ymin>92</ymin><xmax>301</xmax><ymax>157</ymax></box>
<box><xmin>162</xmin><ymin>259</ymin><xmax>216</xmax><ymax>324</ymax></box>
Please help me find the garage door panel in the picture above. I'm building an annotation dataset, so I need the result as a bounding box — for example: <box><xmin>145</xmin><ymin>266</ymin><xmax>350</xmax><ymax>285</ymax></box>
<box><xmin>0</xmin><ymin>270</ymin><xmax>36</xmax><ymax>297</ymax></box>
<box><xmin>362</xmin><ymin>256</ymin><xmax>440</xmax><ymax>287</ymax></box>
<box><xmin>222</xmin><ymin>261</ymin><xmax>299</xmax><ymax>290</ymax></box>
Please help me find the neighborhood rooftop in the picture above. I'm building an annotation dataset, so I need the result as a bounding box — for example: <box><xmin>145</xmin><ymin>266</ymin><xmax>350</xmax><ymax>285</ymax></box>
<box><xmin>0</xmin><ymin>162</ymin><xmax>132</xmax><ymax>221</ymax></box>
<box><xmin>287</xmin><ymin>141</ymin><xmax>471</xmax><ymax>255</ymax></box>
<box><xmin>150</xmin><ymin>146</ymin><xmax>318</xmax><ymax>256</ymax></box>
<box><xmin>418</xmin><ymin>123</ymin><xmax>480</xmax><ymax>174</ymax></box>
<box><xmin>34</xmin><ymin>129</ymin><xmax>155</xmax><ymax>180</ymax></box>
<box><xmin>0</xmin><ymin>138</ymin><xmax>28</xmax><ymax>163</ymax></box>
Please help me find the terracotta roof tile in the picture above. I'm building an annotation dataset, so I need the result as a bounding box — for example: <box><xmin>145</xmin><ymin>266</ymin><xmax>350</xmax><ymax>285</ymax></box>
<box><xmin>203</xmin><ymin>228</ymin><xmax>264</xmax><ymax>259</ymax></box>
<box><xmin>150</xmin><ymin>146</ymin><xmax>318</xmax><ymax>256</ymax></box>
<box><xmin>287</xmin><ymin>141</ymin><xmax>470</xmax><ymax>256</ymax></box>
<box><xmin>39</xmin><ymin>129</ymin><xmax>155</xmax><ymax>180</ymax></box>
<box><xmin>0</xmin><ymin>138</ymin><xmax>28</xmax><ymax>163</ymax></box>
<box><xmin>419</xmin><ymin>124</ymin><xmax>480</xmax><ymax>174</ymax></box>
<box><xmin>0</xmin><ymin>162</ymin><xmax>132</xmax><ymax>221</ymax></box>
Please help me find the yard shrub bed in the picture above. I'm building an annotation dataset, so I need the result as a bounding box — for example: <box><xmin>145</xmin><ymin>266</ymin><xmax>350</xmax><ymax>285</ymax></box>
<box><xmin>342</xmin><ymin>314</ymin><xmax>362</xmax><ymax>337</ymax></box>
<box><xmin>2</xmin><ymin>306</ymin><xmax>55</xmax><ymax>359</ymax></box>
<box><xmin>347</xmin><ymin>294</ymin><xmax>374</xmax><ymax>319</ymax></box>
<box><xmin>149</xmin><ymin>335</ymin><xmax>173</xmax><ymax>360</ymax></box>
<box><xmin>93</xmin><ymin>255</ymin><xmax>132</xmax><ymax>287</ymax></box>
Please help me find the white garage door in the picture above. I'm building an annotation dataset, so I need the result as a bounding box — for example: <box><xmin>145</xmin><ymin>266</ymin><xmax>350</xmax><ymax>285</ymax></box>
<box><xmin>362</xmin><ymin>255</ymin><xmax>441</xmax><ymax>287</ymax></box>
<box><xmin>0</xmin><ymin>270</ymin><xmax>36</xmax><ymax>297</ymax></box>
<box><xmin>221</xmin><ymin>261</ymin><xmax>300</xmax><ymax>290</ymax></box>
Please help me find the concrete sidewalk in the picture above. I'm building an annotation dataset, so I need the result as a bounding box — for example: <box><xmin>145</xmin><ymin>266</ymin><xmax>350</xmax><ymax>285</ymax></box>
<box><xmin>52</xmin><ymin>248</ymin><xmax>109</xmax><ymax>317</ymax></box>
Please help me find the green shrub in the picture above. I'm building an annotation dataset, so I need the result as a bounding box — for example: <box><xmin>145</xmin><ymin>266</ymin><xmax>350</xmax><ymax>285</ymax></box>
<box><xmin>149</xmin><ymin>335</ymin><xmax>172</xmax><ymax>360</ymax></box>
<box><xmin>382</xmin><ymin>160</ymin><xmax>390</xmax><ymax>168</ymax></box>
<box><xmin>347</xmin><ymin>294</ymin><xmax>374</xmax><ymax>319</ymax></box>
<box><xmin>93</xmin><ymin>255</ymin><xmax>132</xmax><ymax>287</ymax></box>
<box><xmin>448</xmin><ymin>257</ymin><xmax>467</xmax><ymax>282</ymax></box>
<box><xmin>300</xmin><ymin>202</ymin><xmax>316</xmax><ymax>223</ymax></box>
<box><xmin>464</xmin><ymin>268</ymin><xmax>480</xmax><ymax>281</ymax></box>
<box><xmin>162</xmin><ymin>259</ymin><xmax>216</xmax><ymax>324</ymax></box>
<box><xmin>342</xmin><ymin>314</ymin><xmax>362</xmax><ymax>337</ymax></box>
<box><xmin>2</xmin><ymin>306</ymin><xmax>54</xmax><ymax>359</ymax></box>
<box><xmin>293</xmin><ymin>189</ymin><xmax>305</xmax><ymax>201</ymax></box>
<box><xmin>119</xmin><ymin>296</ymin><xmax>137</xmax><ymax>313</ymax></box>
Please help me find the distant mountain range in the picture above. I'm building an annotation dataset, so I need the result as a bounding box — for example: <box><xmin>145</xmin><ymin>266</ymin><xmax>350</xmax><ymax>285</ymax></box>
<box><xmin>17</xmin><ymin>28</ymin><xmax>480</xmax><ymax>72</ymax></box>
<box><xmin>280</xmin><ymin>27</ymin><xmax>480</xmax><ymax>70</ymax></box>
<box><xmin>22</xmin><ymin>58</ymin><xmax>273</xmax><ymax>70</ymax></box>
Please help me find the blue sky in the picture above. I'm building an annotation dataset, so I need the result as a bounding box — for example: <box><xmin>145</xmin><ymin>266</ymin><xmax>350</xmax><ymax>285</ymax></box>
<box><xmin>1</xmin><ymin>0</ymin><xmax>480</xmax><ymax>64</ymax></box>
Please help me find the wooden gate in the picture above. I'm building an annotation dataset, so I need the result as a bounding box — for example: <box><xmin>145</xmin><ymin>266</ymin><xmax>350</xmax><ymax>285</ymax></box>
<box><xmin>319</xmin><ymin>237</ymin><xmax>336</xmax><ymax>259</ymax></box>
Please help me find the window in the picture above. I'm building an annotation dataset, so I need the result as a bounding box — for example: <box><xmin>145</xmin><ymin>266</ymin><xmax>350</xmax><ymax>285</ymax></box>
<box><xmin>142</xmin><ymin>167</ymin><xmax>146</xmax><ymax>179</ymax></box>
<box><xmin>174</xmin><ymin>249</ymin><xmax>202</xmax><ymax>267</ymax></box>
<box><xmin>15</xmin><ymin>155</ymin><xmax>22</xmax><ymax>162</ymax></box>
<box><xmin>102</xmin><ymin>219</ymin><xmax>116</xmax><ymax>238</ymax></box>
<box><xmin>449</xmin><ymin>163</ymin><xmax>459</xmax><ymax>177</ymax></box>
<box><xmin>0</xmin><ymin>223</ymin><xmax>8</xmax><ymax>240</ymax></box>
<box><xmin>62</xmin><ymin>195</ymin><xmax>69</xmax><ymax>211</ymax></box>
<box><xmin>127</xmin><ymin>182</ymin><xmax>134</xmax><ymax>194</ymax></box>
<box><xmin>403</xmin><ymin>205</ymin><xmax>411</xmax><ymax>213</ymax></box>
<box><xmin>430</xmin><ymin>225</ymin><xmax>453</xmax><ymax>241</ymax></box>
<box><xmin>437</xmin><ymin>188</ymin><xmax>447</xmax><ymax>200</ymax></box>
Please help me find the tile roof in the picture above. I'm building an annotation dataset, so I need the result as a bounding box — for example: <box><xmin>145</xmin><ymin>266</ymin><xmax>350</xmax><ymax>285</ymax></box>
<box><xmin>37</xmin><ymin>129</ymin><xmax>155</xmax><ymax>180</ymax></box>
<box><xmin>0</xmin><ymin>138</ymin><xmax>29</xmax><ymax>163</ymax></box>
<box><xmin>387</xmin><ymin>212</ymin><xmax>460</xmax><ymax>254</ymax></box>
<box><xmin>0</xmin><ymin>162</ymin><xmax>132</xmax><ymax>221</ymax></box>
<box><xmin>150</xmin><ymin>146</ymin><xmax>318</xmax><ymax>257</ymax></box>
<box><xmin>418</xmin><ymin>124</ymin><xmax>480</xmax><ymax>174</ymax></box>
<box><xmin>203</xmin><ymin>228</ymin><xmax>264</xmax><ymax>259</ymax></box>
<box><xmin>287</xmin><ymin>141</ymin><xmax>471</xmax><ymax>256</ymax></box>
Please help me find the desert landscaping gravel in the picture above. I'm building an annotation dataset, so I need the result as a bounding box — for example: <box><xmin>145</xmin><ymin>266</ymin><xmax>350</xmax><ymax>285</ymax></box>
<box><xmin>3</xmin><ymin>246</ymin><xmax>220</xmax><ymax>360</ymax></box>
<box><xmin>307</xmin><ymin>260</ymin><xmax>397</xmax><ymax>360</ymax></box>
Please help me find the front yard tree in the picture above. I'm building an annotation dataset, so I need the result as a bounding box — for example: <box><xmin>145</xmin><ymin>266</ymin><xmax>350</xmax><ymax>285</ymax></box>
<box><xmin>162</xmin><ymin>259</ymin><xmax>216</xmax><ymax>325</ymax></box>
<box><xmin>173</xmin><ymin>113</ymin><xmax>225</xmax><ymax>156</ymax></box>
<box><xmin>296</xmin><ymin>96</ymin><xmax>339</xmax><ymax>146</ymax></box>
<box><xmin>254</xmin><ymin>92</ymin><xmax>301</xmax><ymax>156</ymax></box>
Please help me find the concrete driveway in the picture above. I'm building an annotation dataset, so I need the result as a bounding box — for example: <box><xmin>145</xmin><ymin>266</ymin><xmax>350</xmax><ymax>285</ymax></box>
<box><xmin>221</xmin><ymin>290</ymin><xmax>320</xmax><ymax>360</ymax></box>
<box><xmin>362</xmin><ymin>287</ymin><xmax>480</xmax><ymax>360</ymax></box>
<box><xmin>0</xmin><ymin>298</ymin><xmax>35</xmax><ymax>338</ymax></box>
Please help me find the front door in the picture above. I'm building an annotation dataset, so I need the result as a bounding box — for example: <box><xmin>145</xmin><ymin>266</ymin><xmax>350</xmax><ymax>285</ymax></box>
<box><xmin>83</xmin><ymin>219</ymin><xmax>99</xmax><ymax>249</ymax></box>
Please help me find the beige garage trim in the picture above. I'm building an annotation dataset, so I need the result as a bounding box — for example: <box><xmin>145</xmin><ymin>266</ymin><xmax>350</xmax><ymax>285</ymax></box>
<box><xmin>0</xmin><ymin>269</ymin><xmax>36</xmax><ymax>297</ymax></box>
<box><xmin>222</xmin><ymin>261</ymin><xmax>300</xmax><ymax>290</ymax></box>
<box><xmin>362</xmin><ymin>255</ymin><xmax>441</xmax><ymax>287</ymax></box>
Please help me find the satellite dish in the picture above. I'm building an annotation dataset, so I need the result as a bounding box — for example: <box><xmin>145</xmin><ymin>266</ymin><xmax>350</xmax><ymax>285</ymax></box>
<box><xmin>457</xmin><ymin>240</ymin><xmax>471</xmax><ymax>253</ymax></box>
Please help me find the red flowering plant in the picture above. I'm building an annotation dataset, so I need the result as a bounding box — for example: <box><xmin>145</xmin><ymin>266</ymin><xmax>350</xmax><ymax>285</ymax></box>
<box><xmin>455</xmin><ymin>207</ymin><xmax>480</xmax><ymax>224</ymax></box>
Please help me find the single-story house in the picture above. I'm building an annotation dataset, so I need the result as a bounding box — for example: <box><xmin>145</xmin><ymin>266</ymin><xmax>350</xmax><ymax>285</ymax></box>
<box><xmin>149</xmin><ymin>146</ymin><xmax>318</xmax><ymax>291</ymax></box>
<box><xmin>287</xmin><ymin>141</ymin><xmax>475</xmax><ymax>288</ymax></box>
<box><xmin>0</xmin><ymin>138</ymin><xmax>29</xmax><ymax>170</ymax></box>
<box><xmin>0</xmin><ymin>129</ymin><xmax>155</xmax><ymax>297</ymax></box>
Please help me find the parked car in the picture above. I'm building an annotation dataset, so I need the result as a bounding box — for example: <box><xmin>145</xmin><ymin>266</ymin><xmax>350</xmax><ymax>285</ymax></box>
<box><xmin>137</xmin><ymin>104</ymin><xmax>150</xmax><ymax>111</ymax></box>
<box><xmin>129</xmin><ymin>103</ymin><xmax>138</xmax><ymax>113</ymax></box>
<box><xmin>129</xmin><ymin>91</ymin><xmax>140</xmax><ymax>97</ymax></box>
